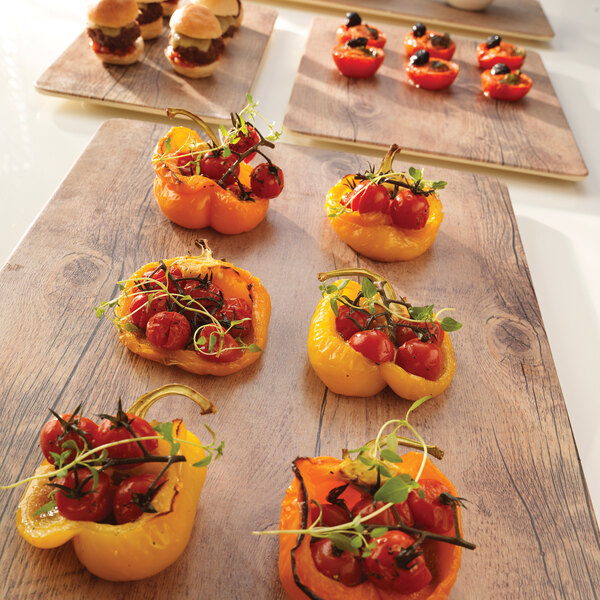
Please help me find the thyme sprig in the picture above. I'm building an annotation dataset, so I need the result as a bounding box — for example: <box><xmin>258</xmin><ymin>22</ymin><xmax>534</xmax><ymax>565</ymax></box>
<box><xmin>253</xmin><ymin>398</ymin><xmax>475</xmax><ymax>556</ymax></box>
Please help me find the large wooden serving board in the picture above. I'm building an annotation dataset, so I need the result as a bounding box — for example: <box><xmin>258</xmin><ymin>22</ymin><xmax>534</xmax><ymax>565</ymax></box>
<box><xmin>0</xmin><ymin>119</ymin><xmax>598</xmax><ymax>598</ymax></box>
<box><xmin>285</xmin><ymin>17</ymin><xmax>587</xmax><ymax>180</ymax></box>
<box><xmin>272</xmin><ymin>0</ymin><xmax>554</xmax><ymax>41</ymax></box>
<box><xmin>35</xmin><ymin>5</ymin><xmax>276</xmax><ymax>122</ymax></box>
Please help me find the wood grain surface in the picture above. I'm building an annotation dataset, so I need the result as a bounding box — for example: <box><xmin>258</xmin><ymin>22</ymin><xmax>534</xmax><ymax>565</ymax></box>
<box><xmin>284</xmin><ymin>17</ymin><xmax>587</xmax><ymax>181</ymax></box>
<box><xmin>0</xmin><ymin>119</ymin><xmax>598</xmax><ymax>598</ymax></box>
<box><xmin>271</xmin><ymin>0</ymin><xmax>554</xmax><ymax>41</ymax></box>
<box><xmin>35</xmin><ymin>5</ymin><xmax>276</xmax><ymax>121</ymax></box>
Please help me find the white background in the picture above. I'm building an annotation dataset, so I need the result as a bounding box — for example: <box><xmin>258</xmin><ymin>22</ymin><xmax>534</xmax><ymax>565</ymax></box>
<box><xmin>0</xmin><ymin>0</ymin><xmax>598</xmax><ymax>513</ymax></box>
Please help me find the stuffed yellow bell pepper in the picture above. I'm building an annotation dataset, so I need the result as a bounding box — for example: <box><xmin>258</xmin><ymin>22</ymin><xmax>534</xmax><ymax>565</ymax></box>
<box><xmin>11</xmin><ymin>385</ymin><xmax>221</xmax><ymax>581</ymax></box>
<box><xmin>308</xmin><ymin>269</ymin><xmax>460</xmax><ymax>400</ymax></box>
<box><xmin>326</xmin><ymin>145</ymin><xmax>445</xmax><ymax>262</ymax></box>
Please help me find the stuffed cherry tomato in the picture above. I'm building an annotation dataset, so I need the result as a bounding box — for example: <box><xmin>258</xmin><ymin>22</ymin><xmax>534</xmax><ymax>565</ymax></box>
<box><xmin>477</xmin><ymin>34</ymin><xmax>526</xmax><ymax>70</ymax></box>
<box><xmin>336</xmin><ymin>11</ymin><xmax>387</xmax><ymax>48</ymax></box>
<box><xmin>481</xmin><ymin>63</ymin><xmax>532</xmax><ymax>101</ymax></box>
<box><xmin>406</xmin><ymin>50</ymin><xmax>459</xmax><ymax>90</ymax></box>
<box><xmin>308</xmin><ymin>271</ymin><xmax>460</xmax><ymax>400</ymax></box>
<box><xmin>327</xmin><ymin>145</ymin><xmax>446</xmax><ymax>262</ymax></box>
<box><xmin>405</xmin><ymin>22</ymin><xmax>455</xmax><ymax>60</ymax></box>
<box><xmin>332</xmin><ymin>38</ymin><xmax>385</xmax><ymax>78</ymax></box>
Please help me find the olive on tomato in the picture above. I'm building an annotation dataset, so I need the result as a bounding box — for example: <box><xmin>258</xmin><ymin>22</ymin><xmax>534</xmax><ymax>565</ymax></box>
<box><xmin>476</xmin><ymin>35</ymin><xmax>526</xmax><ymax>70</ymax></box>
<box><xmin>332</xmin><ymin>38</ymin><xmax>385</xmax><ymax>79</ymax></box>
<box><xmin>405</xmin><ymin>23</ymin><xmax>455</xmax><ymax>60</ymax></box>
<box><xmin>406</xmin><ymin>50</ymin><xmax>459</xmax><ymax>90</ymax></box>
<box><xmin>337</xmin><ymin>12</ymin><xmax>387</xmax><ymax>49</ymax></box>
<box><xmin>481</xmin><ymin>65</ymin><xmax>532</xmax><ymax>101</ymax></box>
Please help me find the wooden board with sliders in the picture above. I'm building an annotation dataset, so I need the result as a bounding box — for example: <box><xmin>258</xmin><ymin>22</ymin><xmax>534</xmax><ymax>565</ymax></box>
<box><xmin>0</xmin><ymin>119</ymin><xmax>598</xmax><ymax>598</ymax></box>
<box><xmin>270</xmin><ymin>0</ymin><xmax>554</xmax><ymax>41</ymax></box>
<box><xmin>284</xmin><ymin>17</ymin><xmax>587</xmax><ymax>180</ymax></box>
<box><xmin>35</xmin><ymin>4</ymin><xmax>277</xmax><ymax>122</ymax></box>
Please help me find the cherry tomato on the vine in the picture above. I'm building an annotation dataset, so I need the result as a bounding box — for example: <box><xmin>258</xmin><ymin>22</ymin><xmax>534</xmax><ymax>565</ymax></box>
<box><xmin>408</xmin><ymin>478</ymin><xmax>455</xmax><ymax>534</ymax></box>
<box><xmin>351</xmin><ymin>497</ymin><xmax>414</xmax><ymax>527</ymax></box>
<box><xmin>200</xmin><ymin>150</ymin><xmax>239</xmax><ymax>185</ymax></box>
<box><xmin>40</xmin><ymin>414</ymin><xmax>98</xmax><ymax>465</ymax></box>
<box><xmin>195</xmin><ymin>324</ymin><xmax>244</xmax><ymax>363</ymax></box>
<box><xmin>390</xmin><ymin>188</ymin><xmax>430</xmax><ymax>229</ymax></box>
<box><xmin>129</xmin><ymin>292</ymin><xmax>168</xmax><ymax>330</ymax></box>
<box><xmin>214</xmin><ymin>297</ymin><xmax>253</xmax><ymax>338</ymax></box>
<box><xmin>363</xmin><ymin>531</ymin><xmax>432</xmax><ymax>593</ymax></box>
<box><xmin>342</xmin><ymin>180</ymin><xmax>390</xmax><ymax>214</ymax></box>
<box><xmin>96</xmin><ymin>413</ymin><xmax>158</xmax><ymax>462</ymax></box>
<box><xmin>335</xmin><ymin>304</ymin><xmax>370</xmax><ymax>340</ymax></box>
<box><xmin>309</xmin><ymin>502</ymin><xmax>350</xmax><ymax>527</ymax></box>
<box><xmin>113</xmin><ymin>474</ymin><xmax>167</xmax><ymax>525</ymax></box>
<box><xmin>250</xmin><ymin>163</ymin><xmax>284</xmax><ymax>199</ymax></box>
<box><xmin>349</xmin><ymin>329</ymin><xmax>395</xmax><ymax>363</ymax></box>
<box><xmin>54</xmin><ymin>468</ymin><xmax>113</xmax><ymax>522</ymax></box>
<box><xmin>227</xmin><ymin>124</ymin><xmax>260</xmax><ymax>162</ymax></box>
<box><xmin>139</xmin><ymin>265</ymin><xmax>182</xmax><ymax>294</ymax></box>
<box><xmin>310</xmin><ymin>539</ymin><xmax>366</xmax><ymax>587</ymax></box>
<box><xmin>174</xmin><ymin>150</ymin><xmax>200</xmax><ymax>177</ymax></box>
<box><xmin>146</xmin><ymin>311</ymin><xmax>191</xmax><ymax>351</ymax></box>
<box><xmin>395</xmin><ymin>319</ymin><xmax>444</xmax><ymax>346</ymax></box>
<box><xmin>395</xmin><ymin>338</ymin><xmax>443</xmax><ymax>381</ymax></box>
<box><xmin>181</xmin><ymin>279</ymin><xmax>223</xmax><ymax>316</ymax></box>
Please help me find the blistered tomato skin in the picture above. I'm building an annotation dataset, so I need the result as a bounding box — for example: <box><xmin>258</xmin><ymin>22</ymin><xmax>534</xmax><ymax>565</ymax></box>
<box><xmin>54</xmin><ymin>469</ymin><xmax>113</xmax><ymax>523</ymax></box>
<box><xmin>335</xmin><ymin>304</ymin><xmax>370</xmax><ymax>340</ymax></box>
<box><xmin>195</xmin><ymin>324</ymin><xmax>244</xmax><ymax>363</ymax></box>
<box><xmin>351</xmin><ymin>497</ymin><xmax>415</xmax><ymax>527</ymax></box>
<box><xmin>349</xmin><ymin>329</ymin><xmax>395</xmax><ymax>363</ymax></box>
<box><xmin>96</xmin><ymin>413</ymin><xmax>158</xmax><ymax>462</ymax></box>
<box><xmin>40</xmin><ymin>415</ymin><xmax>98</xmax><ymax>465</ymax></box>
<box><xmin>409</xmin><ymin>479</ymin><xmax>455</xmax><ymax>534</ymax></box>
<box><xmin>395</xmin><ymin>339</ymin><xmax>444</xmax><ymax>381</ymax></box>
<box><xmin>113</xmin><ymin>474</ymin><xmax>167</xmax><ymax>525</ymax></box>
<box><xmin>311</xmin><ymin>539</ymin><xmax>366</xmax><ymax>587</ymax></box>
<box><xmin>145</xmin><ymin>311</ymin><xmax>191</xmax><ymax>351</ymax></box>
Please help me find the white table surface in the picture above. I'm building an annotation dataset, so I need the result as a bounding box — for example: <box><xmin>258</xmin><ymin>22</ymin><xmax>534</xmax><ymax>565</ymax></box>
<box><xmin>0</xmin><ymin>0</ymin><xmax>598</xmax><ymax>516</ymax></box>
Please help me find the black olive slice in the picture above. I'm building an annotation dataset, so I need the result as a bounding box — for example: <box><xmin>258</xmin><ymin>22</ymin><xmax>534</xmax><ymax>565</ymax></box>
<box><xmin>491</xmin><ymin>62</ymin><xmax>511</xmax><ymax>75</ymax></box>
<box><xmin>410</xmin><ymin>49</ymin><xmax>430</xmax><ymax>66</ymax></box>
<box><xmin>412</xmin><ymin>22</ymin><xmax>426</xmax><ymax>37</ymax></box>
<box><xmin>346</xmin><ymin>37</ymin><xmax>368</xmax><ymax>48</ymax></box>
<box><xmin>345</xmin><ymin>12</ymin><xmax>361</xmax><ymax>27</ymax></box>
<box><xmin>486</xmin><ymin>34</ymin><xmax>502</xmax><ymax>49</ymax></box>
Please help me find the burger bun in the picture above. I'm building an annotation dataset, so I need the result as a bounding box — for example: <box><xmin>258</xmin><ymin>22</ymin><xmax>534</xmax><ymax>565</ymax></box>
<box><xmin>191</xmin><ymin>0</ymin><xmax>240</xmax><ymax>18</ymax></box>
<box><xmin>87</xmin><ymin>0</ymin><xmax>139</xmax><ymax>28</ymax></box>
<box><xmin>140</xmin><ymin>17</ymin><xmax>163</xmax><ymax>39</ymax></box>
<box><xmin>169</xmin><ymin>4</ymin><xmax>222</xmax><ymax>39</ymax></box>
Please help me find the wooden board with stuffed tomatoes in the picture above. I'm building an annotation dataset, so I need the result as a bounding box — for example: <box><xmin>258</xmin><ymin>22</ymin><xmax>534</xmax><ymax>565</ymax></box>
<box><xmin>285</xmin><ymin>17</ymin><xmax>587</xmax><ymax>180</ymax></box>
<box><xmin>34</xmin><ymin>4</ymin><xmax>277</xmax><ymax>122</ymax></box>
<box><xmin>0</xmin><ymin>119</ymin><xmax>598</xmax><ymax>598</ymax></box>
<box><xmin>270</xmin><ymin>0</ymin><xmax>554</xmax><ymax>41</ymax></box>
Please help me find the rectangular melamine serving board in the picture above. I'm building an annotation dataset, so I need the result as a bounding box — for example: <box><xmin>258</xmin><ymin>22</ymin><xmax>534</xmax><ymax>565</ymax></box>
<box><xmin>273</xmin><ymin>0</ymin><xmax>554</xmax><ymax>41</ymax></box>
<box><xmin>35</xmin><ymin>5</ymin><xmax>276</xmax><ymax>122</ymax></box>
<box><xmin>0</xmin><ymin>119</ymin><xmax>598</xmax><ymax>598</ymax></box>
<box><xmin>284</xmin><ymin>17</ymin><xmax>587</xmax><ymax>180</ymax></box>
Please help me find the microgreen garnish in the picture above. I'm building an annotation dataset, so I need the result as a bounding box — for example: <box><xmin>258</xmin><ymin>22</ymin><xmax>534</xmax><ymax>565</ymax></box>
<box><xmin>253</xmin><ymin>398</ymin><xmax>475</xmax><ymax>557</ymax></box>
<box><xmin>317</xmin><ymin>268</ymin><xmax>461</xmax><ymax>344</ymax></box>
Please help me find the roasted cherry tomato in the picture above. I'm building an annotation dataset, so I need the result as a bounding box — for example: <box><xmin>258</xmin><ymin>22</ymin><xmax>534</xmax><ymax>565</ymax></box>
<box><xmin>363</xmin><ymin>530</ymin><xmax>432</xmax><ymax>593</ymax></box>
<box><xmin>310</xmin><ymin>539</ymin><xmax>366</xmax><ymax>587</ymax></box>
<box><xmin>139</xmin><ymin>265</ymin><xmax>183</xmax><ymax>295</ymax></box>
<box><xmin>146</xmin><ymin>311</ymin><xmax>191</xmax><ymax>351</ymax></box>
<box><xmin>395</xmin><ymin>339</ymin><xmax>443</xmax><ymax>381</ymax></box>
<box><xmin>250</xmin><ymin>163</ymin><xmax>284</xmax><ymax>199</ymax></box>
<box><xmin>40</xmin><ymin>414</ymin><xmax>98</xmax><ymax>465</ymax></box>
<box><xmin>405</xmin><ymin>23</ymin><xmax>455</xmax><ymax>60</ymax></box>
<box><xmin>476</xmin><ymin>35</ymin><xmax>526</xmax><ymax>70</ymax></box>
<box><xmin>390</xmin><ymin>188</ymin><xmax>430</xmax><ymax>229</ymax></box>
<box><xmin>128</xmin><ymin>292</ymin><xmax>168</xmax><ymax>330</ymax></box>
<box><xmin>395</xmin><ymin>319</ymin><xmax>444</xmax><ymax>347</ymax></box>
<box><xmin>408</xmin><ymin>478</ymin><xmax>455</xmax><ymax>534</ymax></box>
<box><xmin>174</xmin><ymin>150</ymin><xmax>201</xmax><ymax>177</ymax></box>
<box><xmin>214</xmin><ymin>297</ymin><xmax>253</xmax><ymax>338</ymax></box>
<box><xmin>54</xmin><ymin>468</ymin><xmax>113</xmax><ymax>522</ymax></box>
<box><xmin>200</xmin><ymin>150</ymin><xmax>239</xmax><ymax>185</ymax></box>
<box><xmin>335</xmin><ymin>304</ymin><xmax>370</xmax><ymax>340</ymax></box>
<box><xmin>406</xmin><ymin>50</ymin><xmax>459</xmax><ymax>90</ymax></box>
<box><xmin>341</xmin><ymin>180</ymin><xmax>390</xmax><ymax>214</ymax></box>
<box><xmin>309</xmin><ymin>502</ymin><xmax>350</xmax><ymax>527</ymax></box>
<box><xmin>113</xmin><ymin>474</ymin><xmax>167</xmax><ymax>525</ymax></box>
<box><xmin>181</xmin><ymin>279</ymin><xmax>223</xmax><ymax>316</ymax></box>
<box><xmin>348</xmin><ymin>329</ymin><xmax>395</xmax><ymax>363</ymax></box>
<box><xmin>351</xmin><ymin>497</ymin><xmax>414</xmax><ymax>527</ymax></box>
<box><xmin>195</xmin><ymin>324</ymin><xmax>244</xmax><ymax>362</ymax></box>
<box><xmin>227</xmin><ymin>123</ymin><xmax>260</xmax><ymax>162</ymax></box>
<box><xmin>96</xmin><ymin>412</ymin><xmax>158</xmax><ymax>462</ymax></box>
<box><xmin>332</xmin><ymin>38</ymin><xmax>385</xmax><ymax>78</ymax></box>
<box><xmin>337</xmin><ymin>12</ymin><xmax>387</xmax><ymax>49</ymax></box>
<box><xmin>481</xmin><ymin>64</ymin><xmax>532</xmax><ymax>101</ymax></box>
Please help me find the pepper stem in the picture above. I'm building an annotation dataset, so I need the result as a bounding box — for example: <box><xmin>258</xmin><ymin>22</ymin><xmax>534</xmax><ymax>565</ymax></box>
<box><xmin>377</xmin><ymin>144</ymin><xmax>402</xmax><ymax>175</ymax></box>
<box><xmin>318</xmin><ymin>268</ymin><xmax>398</xmax><ymax>302</ymax></box>
<box><xmin>166</xmin><ymin>108</ymin><xmax>221</xmax><ymax>147</ymax></box>
<box><xmin>127</xmin><ymin>384</ymin><xmax>217</xmax><ymax>419</ymax></box>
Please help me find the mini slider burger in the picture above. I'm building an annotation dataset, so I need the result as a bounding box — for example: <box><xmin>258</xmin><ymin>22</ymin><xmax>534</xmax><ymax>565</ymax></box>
<box><xmin>87</xmin><ymin>0</ymin><xmax>144</xmax><ymax>65</ymax></box>
<box><xmin>161</xmin><ymin>0</ymin><xmax>179</xmax><ymax>18</ymax></box>
<box><xmin>136</xmin><ymin>0</ymin><xmax>163</xmax><ymax>40</ymax></box>
<box><xmin>165</xmin><ymin>4</ymin><xmax>225</xmax><ymax>78</ymax></box>
<box><xmin>192</xmin><ymin>0</ymin><xmax>243</xmax><ymax>40</ymax></box>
